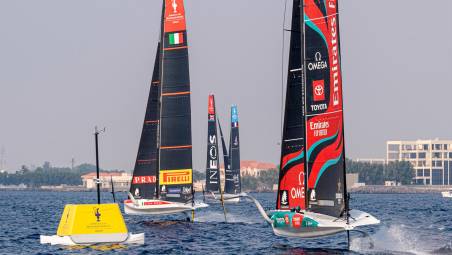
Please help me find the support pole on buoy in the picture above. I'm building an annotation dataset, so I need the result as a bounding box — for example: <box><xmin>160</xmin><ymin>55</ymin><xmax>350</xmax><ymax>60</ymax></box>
<box><xmin>95</xmin><ymin>127</ymin><xmax>101</xmax><ymax>204</ymax></box>
<box><xmin>94</xmin><ymin>126</ymin><xmax>105</xmax><ymax>205</ymax></box>
<box><xmin>191</xmin><ymin>210</ymin><xmax>195</xmax><ymax>222</ymax></box>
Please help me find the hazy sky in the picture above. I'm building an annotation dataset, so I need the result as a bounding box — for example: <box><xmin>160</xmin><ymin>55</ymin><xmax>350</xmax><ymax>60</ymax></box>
<box><xmin>0</xmin><ymin>0</ymin><xmax>451</xmax><ymax>172</ymax></box>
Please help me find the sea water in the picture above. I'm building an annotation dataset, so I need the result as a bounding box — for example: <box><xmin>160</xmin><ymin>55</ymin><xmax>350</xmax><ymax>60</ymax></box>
<box><xmin>0</xmin><ymin>191</ymin><xmax>451</xmax><ymax>254</ymax></box>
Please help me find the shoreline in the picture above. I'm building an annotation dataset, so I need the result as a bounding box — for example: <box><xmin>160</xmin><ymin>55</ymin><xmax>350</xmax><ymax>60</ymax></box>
<box><xmin>1</xmin><ymin>185</ymin><xmax>451</xmax><ymax>194</ymax></box>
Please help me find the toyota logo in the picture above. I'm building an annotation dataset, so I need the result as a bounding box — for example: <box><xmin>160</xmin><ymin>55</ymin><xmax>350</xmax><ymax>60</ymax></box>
<box><xmin>314</xmin><ymin>84</ymin><xmax>324</xmax><ymax>96</ymax></box>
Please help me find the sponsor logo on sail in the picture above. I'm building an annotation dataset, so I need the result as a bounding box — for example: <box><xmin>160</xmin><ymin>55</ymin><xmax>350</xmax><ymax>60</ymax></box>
<box><xmin>171</xmin><ymin>0</ymin><xmax>178</xmax><ymax>13</ymax></box>
<box><xmin>132</xmin><ymin>175</ymin><xmax>156</xmax><ymax>184</ymax></box>
<box><xmin>290</xmin><ymin>171</ymin><xmax>305</xmax><ymax>200</ymax></box>
<box><xmin>164</xmin><ymin>0</ymin><xmax>186</xmax><ymax>33</ymax></box>
<box><xmin>310</xmin><ymin>121</ymin><xmax>329</xmax><ymax>137</ymax></box>
<box><xmin>208</xmin><ymin>135</ymin><xmax>219</xmax><ymax>183</ymax></box>
<box><xmin>159</xmin><ymin>169</ymin><xmax>192</xmax><ymax>185</ymax></box>
<box><xmin>328</xmin><ymin>1</ymin><xmax>340</xmax><ymax>106</ymax></box>
<box><xmin>280</xmin><ymin>190</ymin><xmax>289</xmax><ymax>207</ymax></box>
<box><xmin>313</xmin><ymin>80</ymin><xmax>325</xmax><ymax>101</ymax></box>
<box><xmin>310</xmin><ymin>189</ymin><xmax>317</xmax><ymax>201</ymax></box>
<box><xmin>308</xmin><ymin>52</ymin><xmax>328</xmax><ymax>71</ymax></box>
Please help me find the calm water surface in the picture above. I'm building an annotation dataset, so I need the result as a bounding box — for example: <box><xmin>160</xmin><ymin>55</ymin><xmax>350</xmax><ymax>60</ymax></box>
<box><xmin>0</xmin><ymin>191</ymin><xmax>451</xmax><ymax>254</ymax></box>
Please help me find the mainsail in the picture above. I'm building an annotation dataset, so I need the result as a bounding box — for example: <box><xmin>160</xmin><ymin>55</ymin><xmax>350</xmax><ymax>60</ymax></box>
<box><xmin>277</xmin><ymin>0</ymin><xmax>347</xmax><ymax>218</ymax></box>
<box><xmin>225</xmin><ymin>105</ymin><xmax>241</xmax><ymax>194</ymax></box>
<box><xmin>304</xmin><ymin>0</ymin><xmax>346</xmax><ymax>218</ymax></box>
<box><xmin>158</xmin><ymin>0</ymin><xmax>193</xmax><ymax>203</ymax></box>
<box><xmin>205</xmin><ymin>94</ymin><xmax>220</xmax><ymax>193</ymax></box>
<box><xmin>129</xmin><ymin>43</ymin><xmax>161</xmax><ymax>199</ymax></box>
<box><xmin>277</xmin><ymin>0</ymin><xmax>306</xmax><ymax>210</ymax></box>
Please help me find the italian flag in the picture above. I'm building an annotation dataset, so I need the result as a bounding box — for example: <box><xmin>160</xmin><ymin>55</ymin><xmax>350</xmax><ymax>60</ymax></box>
<box><xmin>169</xmin><ymin>32</ymin><xmax>184</xmax><ymax>45</ymax></box>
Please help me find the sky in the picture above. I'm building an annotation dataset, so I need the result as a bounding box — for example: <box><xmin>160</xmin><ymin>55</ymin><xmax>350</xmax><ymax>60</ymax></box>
<box><xmin>0</xmin><ymin>0</ymin><xmax>451</xmax><ymax>172</ymax></box>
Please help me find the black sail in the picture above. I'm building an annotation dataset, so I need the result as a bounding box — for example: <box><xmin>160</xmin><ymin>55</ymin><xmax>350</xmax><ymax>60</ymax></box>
<box><xmin>225</xmin><ymin>105</ymin><xmax>241</xmax><ymax>194</ymax></box>
<box><xmin>158</xmin><ymin>0</ymin><xmax>193</xmax><ymax>203</ymax></box>
<box><xmin>129</xmin><ymin>43</ymin><xmax>161</xmax><ymax>199</ymax></box>
<box><xmin>218</xmin><ymin>117</ymin><xmax>230</xmax><ymax>191</ymax></box>
<box><xmin>205</xmin><ymin>94</ymin><xmax>220</xmax><ymax>192</ymax></box>
<box><xmin>276</xmin><ymin>0</ymin><xmax>307</xmax><ymax>211</ymax></box>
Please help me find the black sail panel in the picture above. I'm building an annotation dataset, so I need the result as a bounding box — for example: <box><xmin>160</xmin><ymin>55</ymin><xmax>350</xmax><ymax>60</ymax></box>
<box><xmin>158</xmin><ymin>0</ymin><xmax>193</xmax><ymax>203</ymax></box>
<box><xmin>129</xmin><ymin>44</ymin><xmax>161</xmax><ymax>199</ymax></box>
<box><xmin>304</xmin><ymin>0</ymin><xmax>346</xmax><ymax>218</ymax></box>
<box><xmin>205</xmin><ymin>94</ymin><xmax>220</xmax><ymax>192</ymax></box>
<box><xmin>218</xmin><ymin>117</ymin><xmax>230</xmax><ymax>192</ymax></box>
<box><xmin>225</xmin><ymin>105</ymin><xmax>241</xmax><ymax>194</ymax></box>
<box><xmin>276</xmin><ymin>0</ymin><xmax>307</xmax><ymax>210</ymax></box>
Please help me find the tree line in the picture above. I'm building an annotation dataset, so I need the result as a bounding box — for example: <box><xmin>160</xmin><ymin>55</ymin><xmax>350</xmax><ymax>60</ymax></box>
<box><xmin>0</xmin><ymin>162</ymin><xmax>99</xmax><ymax>187</ymax></box>
<box><xmin>0</xmin><ymin>159</ymin><xmax>414</xmax><ymax>188</ymax></box>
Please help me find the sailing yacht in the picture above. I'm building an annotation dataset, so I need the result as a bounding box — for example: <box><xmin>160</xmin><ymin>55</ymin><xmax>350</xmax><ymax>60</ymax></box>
<box><xmin>243</xmin><ymin>0</ymin><xmax>379</xmax><ymax>238</ymax></box>
<box><xmin>124</xmin><ymin>0</ymin><xmax>207</xmax><ymax>216</ymax></box>
<box><xmin>205</xmin><ymin>97</ymin><xmax>243</xmax><ymax>203</ymax></box>
<box><xmin>222</xmin><ymin>105</ymin><xmax>242</xmax><ymax>203</ymax></box>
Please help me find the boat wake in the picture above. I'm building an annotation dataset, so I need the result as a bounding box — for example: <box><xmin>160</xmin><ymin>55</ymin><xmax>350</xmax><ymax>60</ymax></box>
<box><xmin>350</xmin><ymin>224</ymin><xmax>430</xmax><ymax>255</ymax></box>
<box><xmin>195</xmin><ymin>211</ymin><xmax>262</xmax><ymax>224</ymax></box>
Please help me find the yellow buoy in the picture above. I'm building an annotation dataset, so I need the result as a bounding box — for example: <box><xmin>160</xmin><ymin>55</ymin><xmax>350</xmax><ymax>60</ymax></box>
<box><xmin>55</xmin><ymin>203</ymin><xmax>129</xmax><ymax>244</ymax></box>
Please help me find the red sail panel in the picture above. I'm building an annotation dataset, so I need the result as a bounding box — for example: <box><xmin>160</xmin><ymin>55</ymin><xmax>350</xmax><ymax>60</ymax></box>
<box><xmin>304</xmin><ymin>0</ymin><xmax>346</xmax><ymax>218</ymax></box>
<box><xmin>276</xmin><ymin>0</ymin><xmax>307</xmax><ymax>210</ymax></box>
<box><xmin>164</xmin><ymin>0</ymin><xmax>186</xmax><ymax>32</ymax></box>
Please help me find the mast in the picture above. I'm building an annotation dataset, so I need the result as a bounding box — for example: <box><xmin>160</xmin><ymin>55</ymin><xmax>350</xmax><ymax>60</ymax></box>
<box><xmin>276</xmin><ymin>0</ymin><xmax>307</xmax><ymax>211</ymax></box>
<box><xmin>158</xmin><ymin>0</ymin><xmax>193</xmax><ymax>203</ymax></box>
<box><xmin>205</xmin><ymin>94</ymin><xmax>220</xmax><ymax>193</ymax></box>
<box><xmin>304</xmin><ymin>0</ymin><xmax>346</xmax><ymax>218</ymax></box>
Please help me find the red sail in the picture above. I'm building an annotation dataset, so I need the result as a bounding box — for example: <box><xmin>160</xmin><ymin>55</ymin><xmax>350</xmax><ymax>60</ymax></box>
<box><xmin>304</xmin><ymin>0</ymin><xmax>346</xmax><ymax>218</ymax></box>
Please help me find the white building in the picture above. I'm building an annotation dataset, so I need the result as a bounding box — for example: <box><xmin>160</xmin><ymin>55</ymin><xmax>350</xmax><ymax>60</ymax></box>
<box><xmin>81</xmin><ymin>172</ymin><xmax>131</xmax><ymax>191</ymax></box>
<box><xmin>387</xmin><ymin>139</ymin><xmax>452</xmax><ymax>185</ymax></box>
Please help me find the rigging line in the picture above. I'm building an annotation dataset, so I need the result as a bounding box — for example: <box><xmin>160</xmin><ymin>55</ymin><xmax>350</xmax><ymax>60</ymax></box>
<box><xmin>280</xmin><ymin>0</ymin><xmax>288</xmax><ymax>141</ymax></box>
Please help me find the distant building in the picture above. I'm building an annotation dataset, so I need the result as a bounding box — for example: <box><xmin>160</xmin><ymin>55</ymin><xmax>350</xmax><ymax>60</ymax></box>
<box><xmin>387</xmin><ymin>139</ymin><xmax>452</xmax><ymax>185</ymax></box>
<box><xmin>354</xmin><ymin>158</ymin><xmax>386</xmax><ymax>164</ymax></box>
<box><xmin>384</xmin><ymin>181</ymin><xmax>401</xmax><ymax>187</ymax></box>
<box><xmin>193</xmin><ymin>180</ymin><xmax>205</xmax><ymax>192</ymax></box>
<box><xmin>220</xmin><ymin>160</ymin><xmax>277</xmax><ymax>177</ymax></box>
<box><xmin>346</xmin><ymin>173</ymin><xmax>365</xmax><ymax>188</ymax></box>
<box><xmin>81</xmin><ymin>172</ymin><xmax>131</xmax><ymax>191</ymax></box>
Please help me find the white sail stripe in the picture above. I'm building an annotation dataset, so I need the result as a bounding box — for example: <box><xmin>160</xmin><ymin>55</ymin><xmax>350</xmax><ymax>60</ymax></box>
<box><xmin>290</xmin><ymin>68</ymin><xmax>302</xmax><ymax>72</ymax></box>
<box><xmin>306</xmin><ymin>109</ymin><xmax>343</xmax><ymax>117</ymax></box>
<box><xmin>304</xmin><ymin>13</ymin><xmax>338</xmax><ymax>22</ymax></box>
<box><xmin>284</xmin><ymin>138</ymin><xmax>304</xmax><ymax>142</ymax></box>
